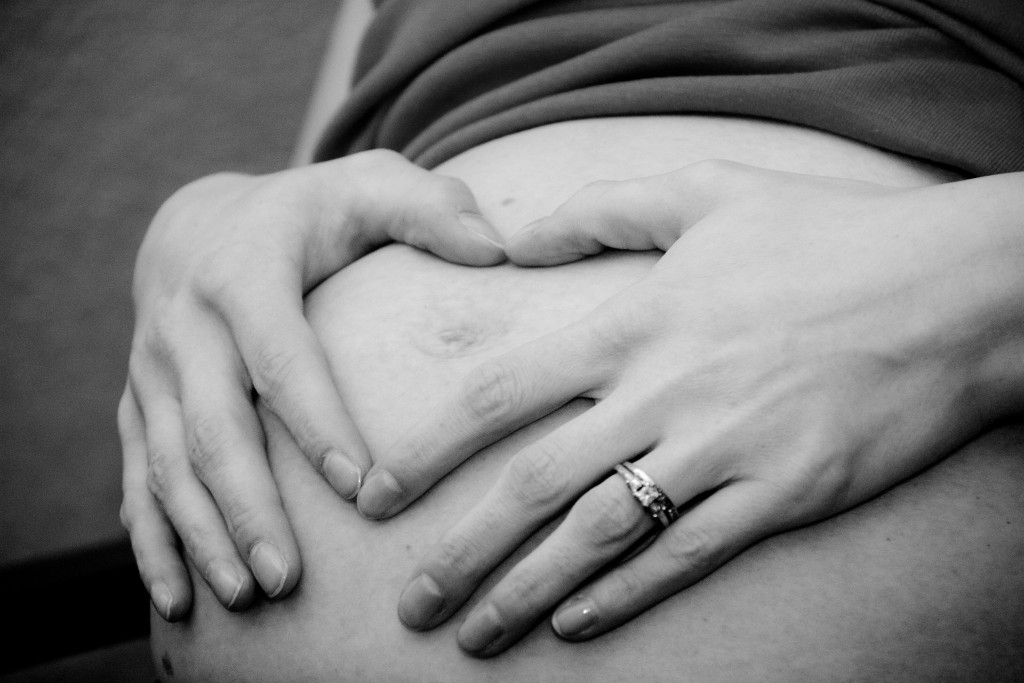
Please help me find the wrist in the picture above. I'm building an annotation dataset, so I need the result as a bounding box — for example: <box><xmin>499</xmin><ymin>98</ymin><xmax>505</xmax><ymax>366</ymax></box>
<box><xmin>926</xmin><ymin>174</ymin><xmax>1024</xmax><ymax>424</ymax></box>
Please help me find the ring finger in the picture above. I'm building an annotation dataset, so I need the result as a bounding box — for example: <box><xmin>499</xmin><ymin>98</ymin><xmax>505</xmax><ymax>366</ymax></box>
<box><xmin>551</xmin><ymin>480</ymin><xmax>780</xmax><ymax>642</ymax></box>
<box><xmin>396</xmin><ymin>397</ymin><xmax>652</xmax><ymax>633</ymax></box>
<box><xmin>179</xmin><ymin>356</ymin><xmax>301</xmax><ymax>601</ymax></box>
<box><xmin>119</xmin><ymin>386</ymin><xmax>192</xmax><ymax>621</ymax></box>
<box><xmin>455</xmin><ymin>446</ymin><xmax>725</xmax><ymax>656</ymax></box>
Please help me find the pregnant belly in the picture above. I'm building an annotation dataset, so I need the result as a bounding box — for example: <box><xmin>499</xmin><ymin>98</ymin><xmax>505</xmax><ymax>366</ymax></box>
<box><xmin>153</xmin><ymin>117</ymin><xmax>1024</xmax><ymax>682</ymax></box>
<box><xmin>310</xmin><ymin>114</ymin><xmax>960</xmax><ymax>407</ymax></box>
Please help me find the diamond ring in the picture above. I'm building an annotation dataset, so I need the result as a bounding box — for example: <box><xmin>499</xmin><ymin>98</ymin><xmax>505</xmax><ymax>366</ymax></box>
<box><xmin>613</xmin><ymin>461</ymin><xmax>680</xmax><ymax>529</ymax></box>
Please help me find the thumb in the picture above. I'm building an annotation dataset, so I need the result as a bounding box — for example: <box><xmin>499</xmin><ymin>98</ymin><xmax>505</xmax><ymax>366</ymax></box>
<box><xmin>375</xmin><ymin>167</ymin><xmax>506</xmax><ymax>266</ymax></box>
<box><xmin>306</xmin><ymin>151</ymin><xmax>507</xmax><ymax>274</ymax></box>
<box><xmin>355</xmin><ymin>154</ymin><xmax>506</xmax><ymax>266</ymax></box>
<box><xmin>416</xmin><ymin>206</ymin><xmax>507</xmax><ymax>266</ymax></box>
<box><xmin>506</xmin><ymin>161</ymin><xmax>750</xmax><ymax>266</ymax></box>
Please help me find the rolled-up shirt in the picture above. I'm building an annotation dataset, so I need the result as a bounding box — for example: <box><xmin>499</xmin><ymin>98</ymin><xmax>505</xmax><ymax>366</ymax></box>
<box><xmin>314</xmin><ymin>0</ymin><xmax>1024</xmax><ymax>177</ymax></box>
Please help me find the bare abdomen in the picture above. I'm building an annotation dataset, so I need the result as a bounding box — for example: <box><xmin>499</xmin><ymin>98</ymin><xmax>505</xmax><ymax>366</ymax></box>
<box><xmin>152</xmin><ymin>117</ymin><xmax>1021</xmax><ymax>682</ymax></box>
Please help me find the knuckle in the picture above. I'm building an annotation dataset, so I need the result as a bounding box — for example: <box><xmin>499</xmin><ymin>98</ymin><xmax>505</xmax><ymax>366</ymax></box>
<box><xmin>135</xmin><ymin>310</ymin><xmax>175</xmax><ymax>361</ymax></box>
<box><xmin>606</xmin><ymin>565</ymin><xmax>648</xmax><ymax>603</ymax></box>
<box><xmin>248</xmin><ymin>343</ymin><xmax>298</xmax><ymax>400</ymax></box>
<box><xmin>394</xmin><ymin>432</ymin><xmax>441</xmax><ymax>477</ymax></box>
<box><xmin>219</xmin><ymin>498</ymin><xmax>263</xmax><ymax>544</ymax></box>
<box><xmin>349</xmin><ymin>148</ymin><xmax>405</xmax><ymax>171</ymax></box>
<box><xmin>192</xmin><ymin>255</ymin><xmax>268</xmax><ymax>313</ymax></box>
<box><xmin>188</xmin><ymin>415</ymin><xmax>232</xmax><ymax>479</ymax></box>
<box><xmin>786</xmin><ymin>450</ymin><xmax>855</xmax><ymax>512</ymax></box>
<box><xmin>192</xmin><ymin>257</ymin><xmax>236</xmax><ymax>302</ymax></box>
<box><xmin>585</xmin><ymin>296</ymin><xmax>661</xmax><ymax>359</ymax></box>
<box><xmin>662</xmin><ymin>525</ymin><xmax>719</xmax><ymax>577</ymax></box>
<box><xmin>402</xmin><ymin>175</ymin><xmax>474</xmax><ymax>250</ymax></box>
<box><xmin>591</xmin><ymin>310</ymin><xmax>637</xmax><ymax>355</ymax></box>
<box><xmin>573</xmin><ymin>489</ymin><xmax>645</xmax><ymax>549</ymax></box>
<box><xmin>341</xmin><ymin>150</ymin><xmax>411</xmax><ymax>193</ymax></box>
<box><xmin>460</xmin><ymin>360</ymin><xmax>523</xmax><ymax>426</ymax></box>
<box><xmin>431</xmin><ymin>173</ymin><xmax>474</xmax><ymax>206</ymax></box>
<box><xmin>496</xmin><ymin>569</ymin><xmax>548</xmax><ymax>613</ymax></box>
<box><xmin>145</xmin><ymin>448</ymin><xmax>178</xmax><ymax>505</ymax></box>
<box><xmin>135</xmin><ymin>296</ymin><xmax>203</xmax><ymax>368</ymax></box>
<box><xmin>431</xmin><ymin>531</ymin><xmax>487</xmax><ymax>580</ymax></box>
<box><xmin>174</xmin><ymin>519</ymin><xmax>215</xmax><ymax>564</ymax></box>
<box><xmin>503</xmin><ymin>443</ymin><xmax>570</xmax><ymax>511</ymax></box>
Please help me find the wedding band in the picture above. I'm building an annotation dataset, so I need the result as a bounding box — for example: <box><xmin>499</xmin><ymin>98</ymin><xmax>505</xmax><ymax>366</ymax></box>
<box><xmin>613</xmin><ymin>461</ymin><xmax>680</xmax><ymax>529</ymax></box>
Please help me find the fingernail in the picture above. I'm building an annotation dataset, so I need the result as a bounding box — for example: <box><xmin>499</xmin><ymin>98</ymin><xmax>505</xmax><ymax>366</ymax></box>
<box><xmin>398</xmin><ymin>573</ymin><xmax>445</xmax><ymax>630</ymax></box>
<box><xmin>458</xmin><ymin>211</ymin><xmax>504</xmax><ymax>248</ymax></box>
<box><xmin>458</xmin><ymin>603</ymin><xmax>505</xmax><ymax>655</ymax></box>
<box><xmin>552</xmin><ymin>597</ymin><xmax>599</xmax><ymax>638</ymax></box>
<box><xmin>206</xmin><ymin>559</ymin><xmax>244</xmax><ymax>609</ymax></box>
<box><xmin>322</xmin><ymin>451</ymin><xmax>362</xmax><ymax>500</ymax></box>
<box><xmin>151</xmin><ymin>581</ymin><xmax>175</xmax><ymax>621</ymax></box>
<box><xmin>249</xmin><ymin>541</ymin><xmax>289</xmax><ymax>598</ymax></box>
<box><xmin>357</xmin><ymin>470</ymin><xmax>403</xmax><ymax>519</ymax></box>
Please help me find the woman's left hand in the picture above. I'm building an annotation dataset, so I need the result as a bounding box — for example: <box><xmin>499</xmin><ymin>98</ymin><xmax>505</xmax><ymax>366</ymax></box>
<box><xmin>356</xmin><ymin>163</ymin><xmax>1024</xmax><ymax>656</ymax></box>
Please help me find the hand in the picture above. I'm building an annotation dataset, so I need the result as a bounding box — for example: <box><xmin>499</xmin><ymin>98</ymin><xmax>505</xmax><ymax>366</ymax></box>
<box><xmin>356</xmin><ymin>162</ymin><xmax>1024</xmax><ymax>655</ymax></box>
<box><xmin>119</xmin><ymin>150</ymin><xmax>505</xmax><ymax>620</ymax></box>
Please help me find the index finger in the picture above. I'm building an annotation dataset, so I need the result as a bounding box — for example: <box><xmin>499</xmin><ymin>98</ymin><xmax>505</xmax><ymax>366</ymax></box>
<box><xmin>356</xmin><ymin>318</ymin><xmax>613</xmax><ymax>520</ymax></box>
<box><xmin>212</xmin><ymin>276</ymin><xmax>372</xmax><ymax>501</ymax></box>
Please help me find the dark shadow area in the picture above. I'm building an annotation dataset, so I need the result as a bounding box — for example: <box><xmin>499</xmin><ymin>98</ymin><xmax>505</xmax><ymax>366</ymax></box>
<box><xmin>0</xmin><ymin>540</ymin><xmax>147</xmax><ymax>674</ymax></box>
<box><xmin>0</xmin><ymin>0</ymin><xmax>338</xmax><ymax>676</ymax></box>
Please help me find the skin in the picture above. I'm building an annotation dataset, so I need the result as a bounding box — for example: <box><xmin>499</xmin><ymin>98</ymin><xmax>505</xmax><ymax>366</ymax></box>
<box><xmin>119</xmin><ymin>151</ymin><xmax>505</xmax><ymax>618</ymax></box>
<box><xmin>148</xmin><ymin>119</ymin><xmax>1024</xmax><ymax>681</ymax></box>
<box><xmin>355</xmin><ymin>165</ymin><xmax>1024</xmax><ymax>655</ymax></box>
<box><xmin>144</xmin><ymin>116</ymin><xmax>1023</xmax><ymax>680</ymax></box>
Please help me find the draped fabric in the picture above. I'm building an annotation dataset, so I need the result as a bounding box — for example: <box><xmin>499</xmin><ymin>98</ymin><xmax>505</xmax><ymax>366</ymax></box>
<box><xmin>314</xmin><ymin>0</ymin><xmax>1024</xmax><ymax>176</ymax></box>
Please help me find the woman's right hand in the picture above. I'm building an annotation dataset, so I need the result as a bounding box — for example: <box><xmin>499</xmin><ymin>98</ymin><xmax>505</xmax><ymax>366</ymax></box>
<box><xmin>118</xmin><ymin>150</ymin><xmax>505</xmax><ymax>621</ymax></box>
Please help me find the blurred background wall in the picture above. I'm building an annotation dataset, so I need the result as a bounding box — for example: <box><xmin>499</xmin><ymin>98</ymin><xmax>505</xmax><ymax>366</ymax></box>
<box><xmin>0</xmin><ymin>0</ymin><xmax>339</xmax><ymax>675</ymax></box>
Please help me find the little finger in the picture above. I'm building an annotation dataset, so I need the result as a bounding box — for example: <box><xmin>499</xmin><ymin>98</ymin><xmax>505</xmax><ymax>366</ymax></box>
<box><xmin>551</xmin><ymin>481</ymin><xmax>779</xmax><ymax>641</ymax></box>
<box><xmin>119</xmin><ymin>386</ymin><xmax>191</xmax><ymax>621</ymax></box>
